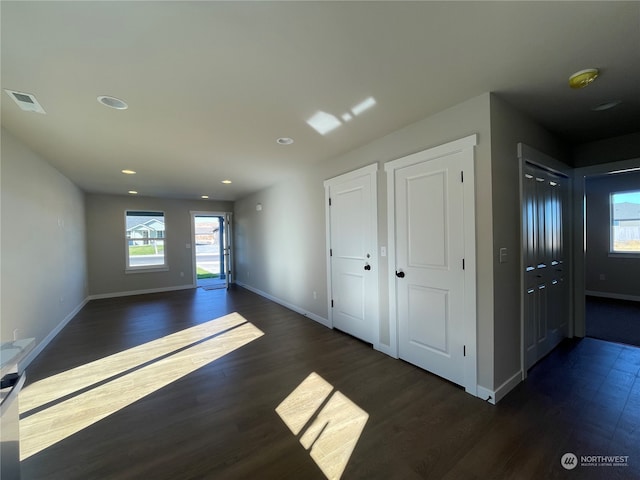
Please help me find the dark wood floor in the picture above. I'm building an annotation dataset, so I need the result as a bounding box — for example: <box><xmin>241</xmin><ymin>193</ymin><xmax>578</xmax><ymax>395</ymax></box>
<box><xmin>586</xmin><ymin>295</ymin><xmax>640</xmax><ymax>347</ymax></box>
<box><xmin>20</xmin><ymin>286</ymin><xmax>640</xmax><ymax>479</ymax></box>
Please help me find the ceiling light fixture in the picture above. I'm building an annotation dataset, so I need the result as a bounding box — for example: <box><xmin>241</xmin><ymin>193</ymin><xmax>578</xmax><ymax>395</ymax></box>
<box><xmin>568</xmin><ymin>69</ymin><xmax>599</xmax><ymax>89</ymax></box>
<box><xmin>98</xmin><ymin>95</ymin><xmax>128</xmax><ymax>110</ymax></box>
<box><xmin>128</xmin><ymin>190</ymin><xmax>138</xmax><ymax>195</ymax></box>
<box><xmin>221</xmin><ymin>180</ymin><xmax>232</xmax><ymax>184</ymax></box>
<box><xmin>201</xmin><ymin>195</ymin><xmax>209</xmax><ymax>199</ymax></box>
<box><xmin>121</xmin><ymin>169</ymin><xmax>136</xmax><ymax>175</ymax></box>
<box><xmin>591</xmin><ymin>100</ymin><xmax>621</xmax><ymax>111</ymax></box>
<box><xmin>276</xmin><ymin>137</ymin><xmax>294</xmax><ymax>145</ymax></box>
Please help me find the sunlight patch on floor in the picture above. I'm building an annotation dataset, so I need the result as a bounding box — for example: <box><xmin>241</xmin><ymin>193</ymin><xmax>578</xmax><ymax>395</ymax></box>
<box><xmin>276</xmin><ymin>372</ymin><xmax>368</xmax><ymax>480</ymax></box>
<box><xmin>19</xmin><ymin>312</ymin><xmax>263</xmax><ymax>460</ymax></box>
<box><xmin>20</xmin><ymin>313</ymin><xmax>248</xmax><ymax>413</ymax></box>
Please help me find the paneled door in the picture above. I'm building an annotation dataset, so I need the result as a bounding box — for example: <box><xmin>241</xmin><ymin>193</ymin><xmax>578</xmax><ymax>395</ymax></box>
<box><xmin>522</xmin><ymin>162</ymin><xmax>569</xmax><ymax>370</ymax></box>
<box><xmin>325</xmin><ymin>164</ymin><xmax>379</xmax><ymax>344</ymax></box>
<box><xmin>386</xmin><ymin>135</ymin><xmax>477</xmax><ymax>392</ymax></box>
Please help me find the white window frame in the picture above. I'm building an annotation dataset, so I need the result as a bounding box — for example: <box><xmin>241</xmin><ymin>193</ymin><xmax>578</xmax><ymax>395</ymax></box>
<box><xmin>125</xmin><ymin>210</ymin><xmax>168</xmax><ymax>273</ymax></box>
<box><xmin>609</xmin><ymin>190</ymin><xmax>640</xmax><ymax>257</ymax></box>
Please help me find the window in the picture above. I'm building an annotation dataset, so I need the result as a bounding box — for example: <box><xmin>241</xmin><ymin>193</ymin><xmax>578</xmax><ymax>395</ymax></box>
<box><xmin>610</xmin><ymin>191</ymin><xmax>640</xmax><ymax>254</ymax></box>
<box><xmin>125</xmin><ymin>211</ymin><xmax>166</xmax><ymax>270</ymax></box>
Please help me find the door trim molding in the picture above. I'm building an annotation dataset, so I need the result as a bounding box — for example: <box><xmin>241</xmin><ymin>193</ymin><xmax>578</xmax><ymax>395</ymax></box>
<box><xmin>324</xmin><ymin>163</ymin><xmax>380</xmax><ymax>347</ymax></box>
<box><xmin>385</xmin><ymin>134</ymin><xmax>478</xmax><ymax>396</ymax></box>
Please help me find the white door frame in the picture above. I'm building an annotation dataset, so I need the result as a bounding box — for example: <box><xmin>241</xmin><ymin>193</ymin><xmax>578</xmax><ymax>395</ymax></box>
<box><xmin>385</xmin><ymin>134</ymin><xmax>478</xmax><ymax>396</ymax></box>
<box><xmin>572</xmin><ymin>157</ymin><xmax>640</xmax><ymax>339</ymax></box>
<box><xmin>324</xmin><ymin>163</ymin><xmax>380</xmax><ymax>347</ymax></box>
<box><xmin>190</xmin><ymin>210</ymin><xmax>233</xmax><ymax>288</ymax></box>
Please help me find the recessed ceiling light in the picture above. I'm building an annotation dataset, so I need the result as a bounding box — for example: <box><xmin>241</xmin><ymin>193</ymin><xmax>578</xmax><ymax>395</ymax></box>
<box><xmin>128</xmin><ymin>190</ymin><xmax>138</xmax><ymax>195</ymax></box>
<box><xmin>201</xmin><ymin>195</ymin><xmax>209</xmax><ymax>199</ymax></box>
<box><xmin>121</xmin><ymin>169</ymin><xmax>136</xmax><ymax>175</ymax></box>
<box><xmin>592</xmin><ymin>100</ymin><xmax>621</xmax><ymax>111</ymax></box>
<box><xmin>568</xmin><ymin>69</ymin><xmax>599</xmax><ymax>89</ymax></box>
<box><xmin>98</xmin><ymin>95</ymin><xmax>128</xmax><ymax>110</ymax></box>
<box><xmin>221</xmin><ymin>180</ymin><xmax>232</xmax><ymax>184</ymax></box>
<box><xmin>276</xmin><ymin>137</ymin><xmax>294</xmax><ymax>145</ymax></box>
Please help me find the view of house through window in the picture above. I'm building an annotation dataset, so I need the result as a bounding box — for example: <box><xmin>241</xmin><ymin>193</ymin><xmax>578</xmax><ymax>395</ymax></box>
<box><xmin>126</xmin><ymin>211</ymin><xmax>166</xmax><ymax>268</ymax></box>
<box><xmin>611</xmin><ymin>191</ymin><xmax>640</xmax><ymax>253</ymax></box>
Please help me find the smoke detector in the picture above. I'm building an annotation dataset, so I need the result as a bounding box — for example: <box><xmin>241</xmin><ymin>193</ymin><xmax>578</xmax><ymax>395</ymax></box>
<box><xmin>4</xmin><ymin>89</ymin><xmax>46</xmax><ymax>114</ymax></box>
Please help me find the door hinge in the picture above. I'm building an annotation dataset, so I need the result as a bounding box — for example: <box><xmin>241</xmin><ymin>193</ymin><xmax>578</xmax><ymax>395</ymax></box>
<box><xmin>462</xmin><ymin>258</ymin><xmax>465</xmax><ymax>270</ymax></box>
<box><xmin>330</xmin><ymin>248</ymin><xmax>333</xmax><ymax>257</ymax></box>
<box><xmin>331</xmin><ymin>299</ymin><xmax>334</xmax><ymax>308</ymax></box>
<box><xmin>464</xmin><ymin>345</ymin><xmax>466</xmax><ymax>356</ymax></box>
<box><xmin>329</xmin><ymin>197</ymin><xmax>332</xmax><ymax>206</ymax></box>
<box><xmin>461</xmin><ymin>171</ymin><xmax>464</xmax><ymax>183</ymax></box>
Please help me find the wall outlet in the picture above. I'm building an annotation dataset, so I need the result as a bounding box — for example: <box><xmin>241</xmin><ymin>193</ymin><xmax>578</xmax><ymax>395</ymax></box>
<box><xmin>313</xmin><ymin>291</ymin><xmax>317</xmax><ymax>300</ymax></box>
<box><xmin>599</xmin><ymin>273</ymin><xmax>606</xmax><ymax>280</ymax></box>
<box><xmin>180</xmin><ymin>272</ymin><xmax>184</xmax><ymax>277</ymax></box>
<box><xmin>381</xmin><ymin>246</ymin><xmax>387</xmax><ymax>257</ymax></box>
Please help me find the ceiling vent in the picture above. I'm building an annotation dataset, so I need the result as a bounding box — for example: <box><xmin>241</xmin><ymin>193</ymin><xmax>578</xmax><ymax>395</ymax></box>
<box><xmin>4</xmin><ymin>89</ymin><xmax>46</xmax><ymax>114</ymax></box>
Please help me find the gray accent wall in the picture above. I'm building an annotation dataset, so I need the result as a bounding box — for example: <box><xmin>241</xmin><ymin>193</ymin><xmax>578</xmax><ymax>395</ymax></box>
<box><xmin>85</xmin><ymin>194</ymin><xmax>232</xmax><ymax>296</ymax></box>
<box><xmin>489</xmin><ymin>94</ymin><xmax>569</xmax><ymax>388</ymax></box>
<box><xmin>572</xmin><ymin>132</ymin><xmax>640</xmax><ymax>168</ymax></box>
<box><xmin>1</xmin><ymin>128</ymin><xmax>87</xmax><ymax>348</ymax></box>
<box><xmin>585</xmin><ymin>171</ymin><xmax>640</xmax><ymax>298</ymax></box>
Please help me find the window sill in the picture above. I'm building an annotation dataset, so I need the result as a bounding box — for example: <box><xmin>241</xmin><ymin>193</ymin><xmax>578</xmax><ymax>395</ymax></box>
<box><xmin>608</xmin><ymin>252</ymin><xmax>640</xmax><ymax>259</ymax></box>
<box><xmin>125</xmin><ymin>266</ymin><xmax>169</xmax><ymax>274</ymax></box>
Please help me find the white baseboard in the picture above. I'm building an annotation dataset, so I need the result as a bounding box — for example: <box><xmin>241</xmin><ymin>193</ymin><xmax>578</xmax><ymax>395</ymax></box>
<box><xmin>585</xmin><ymin>290</ymin><xmax>640</xmax><ymax>302</ymax></box>
<box><xmin>87</xmin><ymin>284</ymin><xmax>195</xmax><ymax>300</ymax></box>
<box><xmin>374</xmin><ymin>343</ymin><xmax>398</xmax><ymax>358</ymax></box>
<box><xmin>19</xmin><ymin>297</ymin><xmax>90</xmax><ymax>371</ymax></box>
<box><xmin>477</xmin><ymin>370</ymin><xmax>523</xmax><ymax>405</ymax></box>
<box><xmin>236</xmin><ymin>281</ymin><xmax>330</xmax><ymax>328</ymax></box>
<box><xmin>476</xmin><ymin>386</ymin><xmax>495</xmax><ymax>404</ymax></box>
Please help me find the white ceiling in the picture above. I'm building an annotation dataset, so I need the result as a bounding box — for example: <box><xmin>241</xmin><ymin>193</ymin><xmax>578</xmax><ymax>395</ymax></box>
<box><xmin>2</xmin><ymin>1</ymin><xmax>639</xmax><ymax>201</ymax></box>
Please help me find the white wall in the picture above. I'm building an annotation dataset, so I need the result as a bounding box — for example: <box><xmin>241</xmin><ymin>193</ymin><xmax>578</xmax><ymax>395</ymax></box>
<box><xmin>1</xmin><ymin>128</ymin><xmax>88</xmax><ymax>354</ymax></box>
<box><xmin>234</xmin><ymin>93</ymin><xmax>496</xmax><ymax>390</ymax></box>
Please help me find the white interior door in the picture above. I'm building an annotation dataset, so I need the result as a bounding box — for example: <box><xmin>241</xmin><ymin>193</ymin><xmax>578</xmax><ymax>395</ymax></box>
<box><xmin>395</xmin><ymin>153</ymin><xmax>466</xmax><ymax>385</ymax></box>
<box><xmin>521</xmin><ymin>161</ymin><xmax>568</xmax><ymax>370</ymax></box>
<box><xmin>325</xmin><ymin>164</ymin><xmax>378</xmax><ymax>345</ymax></box>
<box><xmin>386</xmin><ymin>135</ymin><xmax>477</xmax><ymax>394</ymax></box>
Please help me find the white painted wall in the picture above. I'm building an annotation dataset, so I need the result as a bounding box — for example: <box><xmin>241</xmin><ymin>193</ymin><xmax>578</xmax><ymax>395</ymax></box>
<box><xmin>1</xmin><ymin>128</ymin><xmax>88</xmax><ymax>353</ymax></box>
